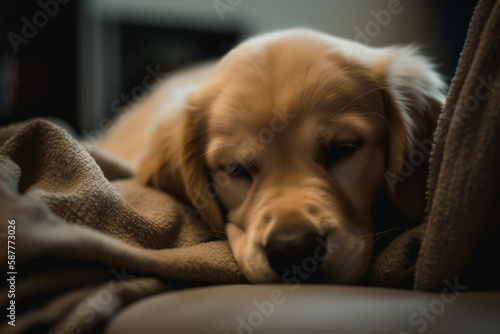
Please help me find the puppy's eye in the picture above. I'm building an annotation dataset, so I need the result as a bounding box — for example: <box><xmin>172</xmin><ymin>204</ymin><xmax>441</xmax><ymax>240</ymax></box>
<box><xmin>223</xmin><ymin>163</ymin><xmax>252</xmax><ymax>180</ymax></box>
<box><xmin>325</xmin><ymin>140</ymin><xmax>363</xmax><ymax>167</ymax></box>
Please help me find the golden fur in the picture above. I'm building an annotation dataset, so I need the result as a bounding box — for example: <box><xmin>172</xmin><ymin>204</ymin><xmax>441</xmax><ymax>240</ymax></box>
<box><xmin>100</xmin><ymin>29</ymin><xmax>445</xmax><ymax>284</ymax></box>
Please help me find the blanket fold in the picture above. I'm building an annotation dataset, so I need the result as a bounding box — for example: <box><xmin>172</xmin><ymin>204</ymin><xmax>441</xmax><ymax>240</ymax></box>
<box><xmin>366</xmin><ymin>0</ymin><xmax>500</xmax><ymax>291</ymax></box>
<box><xmin>0</xmin><ymin>120</ymin><xmax>245</xmax><ymax>334</ymax></box>
<box><xmin>415</xmin><ymin>0</ymin><xmax>500</xmax><ymax>291</ymax></box>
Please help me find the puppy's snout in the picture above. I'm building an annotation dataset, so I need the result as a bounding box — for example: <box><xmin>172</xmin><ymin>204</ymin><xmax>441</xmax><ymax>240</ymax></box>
<box><xmin>264</xmin><ymin>221</ymin><xmax>325</xmax><ymax>278</ymax></box>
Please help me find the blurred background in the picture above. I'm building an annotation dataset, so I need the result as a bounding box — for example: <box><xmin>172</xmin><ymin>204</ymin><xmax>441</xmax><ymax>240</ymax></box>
<box><xmin>0</xmin><ymin>0</ymin><xmax>477</xmax><ymax>135</ymax></box>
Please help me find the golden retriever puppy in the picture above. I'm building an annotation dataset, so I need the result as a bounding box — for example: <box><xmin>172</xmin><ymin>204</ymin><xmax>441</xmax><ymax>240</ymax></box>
<box><xmin>100</xmin><ymin>29</ymin><xmax>446</xmax><ymax>284</ymax></box>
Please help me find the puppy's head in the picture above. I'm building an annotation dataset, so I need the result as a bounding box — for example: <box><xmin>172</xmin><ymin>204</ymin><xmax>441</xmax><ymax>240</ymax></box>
<box><xmin>139</xmin><ymin>29</ymin><xmax>445</xmax><ymax>284</ymax></box>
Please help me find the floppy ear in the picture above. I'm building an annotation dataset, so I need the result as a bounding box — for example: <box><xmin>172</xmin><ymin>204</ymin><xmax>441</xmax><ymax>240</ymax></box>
<box><xmin>180</xmin><ymin>98</ymin><xmax>226</xmax><ymax>232</ymax></box>
<box><xmin>374</xmin><ymin>47</ymin><xmax>446</xmax><ymax>222</ymax></box>
<box><xmin>136</xmin><ymin>96</ymin><xmax>225</xmax><ymax>233</ymax></box>
<box><xmin>136</xmin><ymin>113</ymin><xmax>190</xmax><ymax>203</ymax></box>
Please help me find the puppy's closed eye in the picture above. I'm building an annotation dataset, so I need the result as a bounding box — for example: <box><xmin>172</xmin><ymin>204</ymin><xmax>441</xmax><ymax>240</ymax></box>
<box><xmin>222</xmin><ymin>163</ymin><xmax>252</xmax><ymax>180</ymax></box>
<box><xmin>318</xmin><ymin>140</ymin><xmax>364</xmax><ymax>168</ymax></box>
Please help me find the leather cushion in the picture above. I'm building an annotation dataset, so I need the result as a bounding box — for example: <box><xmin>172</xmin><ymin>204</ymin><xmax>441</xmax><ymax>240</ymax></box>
<box><xmin>105</xmin><ymin>284</ymin><xmax>500</xmax><ymax>334</ymax></box>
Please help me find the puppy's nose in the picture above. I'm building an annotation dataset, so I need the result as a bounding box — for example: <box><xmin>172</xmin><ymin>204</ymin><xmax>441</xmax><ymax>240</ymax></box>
<box><xmin>265</xmin><ymin>222</ymin><xmax>325</xmax><ymax>278</ymax></box>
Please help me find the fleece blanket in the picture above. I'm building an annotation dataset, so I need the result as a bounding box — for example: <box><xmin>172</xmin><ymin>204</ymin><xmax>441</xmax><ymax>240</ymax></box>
<box><xmin>1</xmin><ymin>0</ymin><xmax>499</xmax><ymax>332</ymax></box>
<box><xmin>0</xmin><ymin>121</ymin><xmax>246</xmax><ymax>333</ymax></box>
<box><xmin>414</xmin><ymin>0</ymin><xmax>500</xmax><ymax>291</ymax></box>
<box><xmin>369</xmin><ymin>0</ymin><xmax>500</xmax><ymax>290</ymax></box>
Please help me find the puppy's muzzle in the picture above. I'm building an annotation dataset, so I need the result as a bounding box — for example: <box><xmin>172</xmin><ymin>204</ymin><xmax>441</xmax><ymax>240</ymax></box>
<box><xmin>264</xmin><ymin>220</ymin><xmax>327</xmax><ymax>280</ymax></box>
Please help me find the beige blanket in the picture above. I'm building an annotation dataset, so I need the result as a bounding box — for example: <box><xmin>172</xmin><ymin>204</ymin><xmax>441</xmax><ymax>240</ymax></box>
<box><xmin>415</xmin><ymin>0</ymin><xmax>500</xmax><ymax>291</ymax></box>
<box><xmin>370</xmin><ymin>0</ymin><xmax>500</xmax><ymax>290</ymax></box>
<box><xmin>1</xmin><ymin>0</ymin><xmax>499</xmax><ymax>332</ymax></box>
<box><xmin>0</xmin><ymin>121</ymin><xmax>245</xmax><ymax>333</ymax></box>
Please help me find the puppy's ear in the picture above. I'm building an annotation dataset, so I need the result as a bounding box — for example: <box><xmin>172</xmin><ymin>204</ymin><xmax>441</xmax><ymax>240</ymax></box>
<box><xmin>180</xmin><ymin>98</ymin><xmax>225</xmax><ymax>232</ymax></box>
<box><xmin>136</xmin><ymin>114</ymin><xmax>191</xmax><ymax>203</ymax></box>
<box><xmin>136</xmin><ymin>96</ymin><xmax>225</xmax><ymax>233</ymax></box>
<box><xmin>374</xmin><ymin>47</ymin><xmax>446</xmax><ymax>221</ymax></box>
